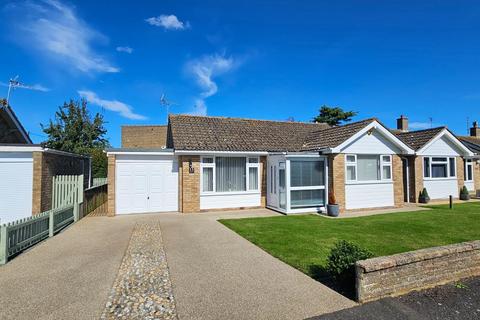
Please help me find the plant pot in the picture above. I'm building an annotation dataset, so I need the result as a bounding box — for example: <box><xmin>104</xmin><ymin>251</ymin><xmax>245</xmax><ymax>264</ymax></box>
<box><xmin>327</xmin><ymin>204</ymin><xmax>340</xmax><ymax>217</ymax></box>
<box><xmin>460</xmin><ymin>193</ymin><xmax>470</xmax><ymax>201</ymax></box>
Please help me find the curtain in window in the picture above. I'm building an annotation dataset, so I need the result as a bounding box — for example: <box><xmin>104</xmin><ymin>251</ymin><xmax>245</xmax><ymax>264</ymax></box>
<box><xmin>249</xmin><ymin>167</ymin><xmax>258</xmax><ymax>190</ymax></box>
<box><xmin>216</xmin><ymin>157</ymin><xmax>246</xmax><ymax>192</ymax></box>
<box><xmin>202</xmin><ymin>167</ymin><xmax>213</xmax><ymax>192</ymax></box>
<box><xmin>357</xmin><ymin>155</ymin><xmax>380</xmax><ymax>181</ymax></box>
<box><xmin>290</xmin><ymin>161</ymin><xmax>324</xmax><ymax>187</ymax></box>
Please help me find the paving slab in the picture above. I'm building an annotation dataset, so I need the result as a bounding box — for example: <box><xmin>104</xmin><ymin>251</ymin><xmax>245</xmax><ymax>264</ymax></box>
<box><xmin>159</xmin><ymin>209</ymin><xmax>356</xmax><ymax>320</ymax></box>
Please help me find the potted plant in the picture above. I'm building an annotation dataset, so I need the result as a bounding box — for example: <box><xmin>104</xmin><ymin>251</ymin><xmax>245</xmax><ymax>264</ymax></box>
<box><xmin>327</xmin><ymin>191</ymin><xmax>340</xmax><ymax>217</ymax></box>
<box><xmin>460</xmin><ymin>186</ymin><xmax>470</xmax><ymax>201</ymax></box>
<box><xmin>418</xmin><ymin>188</ymin><xmax>430</xmax><ymax>204</ymax></box>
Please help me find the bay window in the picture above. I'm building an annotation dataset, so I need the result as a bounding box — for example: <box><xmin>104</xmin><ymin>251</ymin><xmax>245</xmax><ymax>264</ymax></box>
<box><xmin>423</xmin><ymin>157</ymin><xmax>456</xmax><ymax>179</ymax></box>
<box><xmin>345</xmin><ymin>154</ymin><xmax>392</xmax><ymax>182</ymax></box>
<box><xmin>465</xmin><ymin>159</ymin><xmax>473</xmax><ymax>181</ymax></box>
<box><xmin>201</xmin><ymin>156</ymin><xmax>260</xmax><ymax>193</ymax></box>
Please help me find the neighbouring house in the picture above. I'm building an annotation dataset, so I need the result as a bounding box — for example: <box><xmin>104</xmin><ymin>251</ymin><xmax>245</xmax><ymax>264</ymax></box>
<box><xmin>0</xmin><ymin>105</ymin><xmax>91</xmax><ymax>224</ymax></box>
<box><xmin>394</xmin><ymin>116</ymin><xmax>476</xmax><ymax>201</ymax></box>
<box><xmin>0</xmin><ymin>104</ymin><xmax>33</xmax><ymax>144</ymax></box>
<box><xmin>121</xmin><ymin>125</ymin><xmax>168</xmax><ymax>148</ymax></box>
<box><xmin>106</xmin><ymin>114</ymin><xmax>417</xmax><ymax>216</ymax></box>
<box><xmin>459</xmin><ymin>121</ymin><xmax>480</xmax><ymax>195</ymax></box>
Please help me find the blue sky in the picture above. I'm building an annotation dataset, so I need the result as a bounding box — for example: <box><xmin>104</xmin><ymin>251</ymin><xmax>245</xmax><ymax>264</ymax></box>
<box><xmin>1</xmin><ymin>0</ymin><xmax>480</xmax><ymax>147</ymax></box>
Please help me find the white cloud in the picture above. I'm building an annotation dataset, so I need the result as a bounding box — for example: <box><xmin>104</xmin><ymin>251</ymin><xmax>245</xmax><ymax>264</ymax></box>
<box><xmin>7</xmin><ymin>0</ymin><xmax>119</xmax><ymax>74</ymax></box>
<box><xmin>78</xmin><ymin>90</ymin><xmax>146</xmax><ymax>120</ymax></box>
<box><xmin>116</xmin><ymin>46</ymin><xmax>133</xmax><ymax>54</ymax></box>
<box><xmin>185</xmin><ymin>54</ymin><xmax>238</xmax><ymax>115</ymax></box>
<box><xmin>409</xmin><ymin>121</ymin><xmax>441</xmax><ymax>130</ymax></box>
<box><xmin>145</xmin><ymin>14</ymin><xmax>189</xmax><ymax>30</ymax></box>
<box><xmin>190</xmin><ymin>99</ymin><xmax>207</xmax><ymax>116</ymax></box>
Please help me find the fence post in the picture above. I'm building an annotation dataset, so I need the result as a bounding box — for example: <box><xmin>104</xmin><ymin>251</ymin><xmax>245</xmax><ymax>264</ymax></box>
<box><xmin>0</xmin><ymin>225</ymin><xmax>8</xmax><ymax>265</ymax></box>
<box><xmin>49</xmin><ymin>210</ymin><xmax>54</xmax><ymax>237</ymax></box>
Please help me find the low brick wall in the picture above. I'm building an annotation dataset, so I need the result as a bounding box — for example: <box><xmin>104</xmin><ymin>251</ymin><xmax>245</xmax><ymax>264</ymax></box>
<box><xmin>356</xmin><ymin>240</ymin><xmax>480</xmax><ymax>303</ymax></box>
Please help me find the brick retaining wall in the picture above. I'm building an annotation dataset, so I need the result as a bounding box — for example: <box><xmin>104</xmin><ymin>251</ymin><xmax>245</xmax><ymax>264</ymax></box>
<box><xmin>355</xmin><ymin>240</ymin><xmax>480</xmax><ymax>303</ymax></box>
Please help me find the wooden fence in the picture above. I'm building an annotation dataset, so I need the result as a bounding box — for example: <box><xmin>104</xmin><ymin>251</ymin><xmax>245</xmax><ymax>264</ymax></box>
<box><xmin>0</xmin><ymin>205</ymin><xmax>75</xmax><ymax>264</ymax></box>
<box><xmin>92</xmin><ymin>177</ymin><xmax>107</xmax><ymax>187</ymax></box>
<box><xmin>0</xmin><ymin>175</ymin><xmax>84</xmax><ymax>265</ymax></box>
<box><xmin>83</xmin><ymin>184</ymin><xmax>108</xmax><ymax>216</ymax></box>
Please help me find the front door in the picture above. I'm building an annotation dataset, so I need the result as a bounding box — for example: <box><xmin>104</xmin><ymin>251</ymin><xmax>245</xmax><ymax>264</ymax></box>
<box><xmin>278</xmin><ymin>163</ymin><xmax>286</xmax><ymax>209</ymax></box>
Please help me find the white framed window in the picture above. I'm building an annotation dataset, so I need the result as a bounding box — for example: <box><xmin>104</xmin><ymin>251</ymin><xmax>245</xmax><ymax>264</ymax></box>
<box><xmin>289</xmin><ymin>159</ymin><xmax>326</xmax><ymax>208</ymax></box>
<box><xmin>465</xmin><ymin>158</ymin><xmax>474</xmax><ymax>182</ymax></box>
<box><xmin>345</xmin><ymin>154</ymin><xmax>392</xmax><ymax>182</ymax></box>
<box><xmin>200</xmin><ymin>156</ymin><xmax>260</xmax><ymax>193</ymax></box>
<box><xmin>423</xmin><ymin>156</ymin><xmax>456</xmax><ymax>179</ymax></box>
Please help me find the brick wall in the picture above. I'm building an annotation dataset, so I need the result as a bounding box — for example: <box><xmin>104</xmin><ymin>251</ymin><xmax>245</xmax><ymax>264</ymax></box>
<box><xmin>328</xmin><ymin>154</ymin><xmax>345</xmax><ymax>212</ymax></box>
<box><xmin>392</xmin><ymin>155</ymin><xmax>404</xmax><ymax>206</ymax></box>
<box><xmin>32</xmin><ymin>151</ymin><xmax>90</xmax><ymax>214</ymax></box>
<box><xmin>260</xmin><ymin>156</ymin><xmax>267</xmax><ymax>207</ymax></box>
<box><xmin>356</xmin><ymin>240</ymin><xmax>480</xmax><ymax>303</ymax></box>
<box><xmin>107</xmin><ymin>154</ymin><xmax>116</xmax><ymax>217</ymax></box>
<box><xmin>412</xmin><ymin>156</ymin><xmax>424</xmax><ymax>202</ymax></box>
<box><xmin>179</xmin><ymin>155</ymin><xmax>200</xmax><ymax>213</ymax></box>
<box><xmin>474</xmin><ymin>161</ymin><xmax>480</xmax><ymax>196</ymax></box>
<box><xmin>457</xmin><ymin>156</ymin><xmax>465</xmax><ymax>192</ymax></box>
<box><xmin>121</xmin><ymin>126</ymin><xmax>168</xmax><ymax>148</ymax></box>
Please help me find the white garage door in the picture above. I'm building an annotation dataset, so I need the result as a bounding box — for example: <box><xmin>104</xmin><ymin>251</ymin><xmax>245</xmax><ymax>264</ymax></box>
<box><xmin>0</xmin><ymin>152</ymin><xmax>33</xmax><ymax>224</ymax></box>
<box><xmin>116</xmin><ymin>155</ymin><xmax>178</xmax><ymax>214</ymax></box>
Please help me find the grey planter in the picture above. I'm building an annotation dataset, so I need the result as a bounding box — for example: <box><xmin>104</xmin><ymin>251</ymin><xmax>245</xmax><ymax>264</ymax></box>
<box><xmin>327</xmin><ymin>204</ymin><xmax>340</xmax><ymax>217</ymax></box>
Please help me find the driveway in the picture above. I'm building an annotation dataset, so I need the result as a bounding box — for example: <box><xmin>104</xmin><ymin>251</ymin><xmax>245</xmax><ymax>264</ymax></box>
<box><xmin>160</xmin><ymin>209</ymin><xmax>355</xmax><ymax>320</ymax></box>
<box><xmin>0</xmin><ymin>215</ymin><xmax>141</xmax><ymax>320</ymax></box>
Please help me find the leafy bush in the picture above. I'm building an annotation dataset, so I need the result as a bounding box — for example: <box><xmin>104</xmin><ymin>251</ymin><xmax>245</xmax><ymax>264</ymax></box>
<box><xmin>460</xmin><ymin>186</ymin><xmax>470</xmax><ymax>200</ymax></box>
<box><xmin>328</xmin><ymin>191</ymin><xmax>337</xmax><ymax>205</ymax></box>
<box><xmin>326</xmin><ymin>240</ymin><xmax>373</xmax><ymax>282</ymax></box>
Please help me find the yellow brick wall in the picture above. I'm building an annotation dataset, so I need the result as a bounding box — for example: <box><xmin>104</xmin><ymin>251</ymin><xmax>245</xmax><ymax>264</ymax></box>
<box><xmin>392</xmin><ymin>155</ymin><xmax>405</xmax><ymax>207</ymax></box>
<box><xmin>121</xmin><ymin>126</ymin><xmax>168</xmax><ymax>148</ymax></box>
<box><xmin>328</xmin><ymin>154</ymin><xmax>345</xmax><ymax>212</ymax></box>
<box><xmin>107</xmin><ymin>155</ymin><xmax>116</xmax><ymax>217</ymax></box>
<box><xmin>179</xmin><ymin>155</ymin><xmax>200</xmax><ymax>213</ymax></box>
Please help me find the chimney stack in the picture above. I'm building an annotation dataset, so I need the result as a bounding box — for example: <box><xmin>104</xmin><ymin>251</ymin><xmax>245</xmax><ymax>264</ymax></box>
<box><xmin>397</xmin><ymin>115</ymin><xmax>408</xmax><ymax>132</ymax></box>
<box><xmin>470</xmin><ymin>121</ymin><xmax>480</xmax><ymax>138</ymax></box>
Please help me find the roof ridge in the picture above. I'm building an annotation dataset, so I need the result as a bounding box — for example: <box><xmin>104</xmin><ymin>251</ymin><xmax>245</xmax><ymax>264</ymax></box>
<box><xmin>396</xmin><ymin>126</ymin><xmax>446</xmax><ymax>135</ymax></box>
<box><xmin>168</xmin><ymin>113</ymin><xmax>328</xmax><ymax>126</ymax></box>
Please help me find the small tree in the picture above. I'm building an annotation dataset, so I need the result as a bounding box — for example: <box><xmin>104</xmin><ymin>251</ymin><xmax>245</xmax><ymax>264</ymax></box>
<box><xmin>42</xmin><ymin>99</ymin><xmax>109</xmax><ymax>178</ymax></box>
<box><xmin>313</xmin><ymin>105</ymin><xmax>358</xmax><ymax>126</ymax></box>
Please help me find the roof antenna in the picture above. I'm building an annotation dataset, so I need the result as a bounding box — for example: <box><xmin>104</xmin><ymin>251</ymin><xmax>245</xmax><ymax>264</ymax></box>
<box><xmin>160</xmin><ymin>93</ymin><xmax>177</xmax><ymax>123</ymax></box>
<box><xmin>5</xmin><ymin>75</ymin><xmax>38</xmax><ymax>106</ymax></box>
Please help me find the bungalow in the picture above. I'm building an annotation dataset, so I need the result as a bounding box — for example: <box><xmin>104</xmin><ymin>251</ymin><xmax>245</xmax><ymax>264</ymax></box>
<box><xmin>394</xmin><ymin>116</ymin><xmax>475</xmax><ymax>201</ymax></box>
<box><xmin>106</xmin><ymin>114</ymin><xmax>416</xmax><ymax>215</ymax></box>
<box><xmin>459</xmin><ymin>121</ymin><xmax>480</xmax><ymax>195</ymax></box>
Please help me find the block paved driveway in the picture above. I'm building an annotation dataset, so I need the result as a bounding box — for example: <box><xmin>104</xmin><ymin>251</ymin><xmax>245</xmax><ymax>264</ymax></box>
<box><xmin>0</xmin><ymin>209</ymin><xmax>355</xmax><ymax>319</ymax></box>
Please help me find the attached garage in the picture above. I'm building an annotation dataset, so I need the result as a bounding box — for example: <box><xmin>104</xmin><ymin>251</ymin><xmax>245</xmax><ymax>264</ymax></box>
<box><xmin>111</xmin><ymin>151</ymin><xmax>178</xmax><ymax>215</ymax></box>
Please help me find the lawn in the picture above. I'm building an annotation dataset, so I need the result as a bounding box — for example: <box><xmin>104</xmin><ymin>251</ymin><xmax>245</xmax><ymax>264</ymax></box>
<box><xmin>220</xmin><ymin>203</ymin><xmax>480</xmax><ymax>284</ymax></box>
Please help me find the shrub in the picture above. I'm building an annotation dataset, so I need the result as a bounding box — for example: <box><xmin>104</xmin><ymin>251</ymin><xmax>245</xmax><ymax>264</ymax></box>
<box><xmin>326</xmin><ymin>240</ymin><xmax>374</xmax><ymax>282</ymax></box>
<box><xmin>328</xmin><ymin>191</ymin><xmax>337</xmax><ymax>205</ymax></box>
<box><xmin>460</xmin><ymin>186</ymin><xmax>470</xmax><ymax>200</ymax></box>
<box><xmin>419</xmin><ymin>188</ymin><xmax>430</xmax><ymax>203</ymax></box>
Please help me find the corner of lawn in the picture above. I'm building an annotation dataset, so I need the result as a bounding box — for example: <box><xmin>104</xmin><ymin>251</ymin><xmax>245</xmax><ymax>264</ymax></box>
<box><xmin>219</xmin><ymin>202</ymin><xmax>480</xmax><ymax>281</ymax></box>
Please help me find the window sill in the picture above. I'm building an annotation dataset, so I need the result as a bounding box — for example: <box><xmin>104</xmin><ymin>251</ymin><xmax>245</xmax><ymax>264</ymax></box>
<box><xmin>200</xmin><ymin>191</ymin><xmax>260</xmax><ymax>196</ymax></box>
<box><xmin>345</xmin><ymin>180</ymin><xmax>393</xmax><ymax>185</ymax></box>
<box><xmin>423</xmin><ymin>177</ymin><xmax>457</xmax><ymax>181</ymax></box>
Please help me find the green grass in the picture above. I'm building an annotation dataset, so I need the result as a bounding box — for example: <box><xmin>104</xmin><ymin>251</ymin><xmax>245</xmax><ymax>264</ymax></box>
<box><xmin>220</xmin><ymin>203</ymin><xmax>480</xmax><ymax>281</ymax></box>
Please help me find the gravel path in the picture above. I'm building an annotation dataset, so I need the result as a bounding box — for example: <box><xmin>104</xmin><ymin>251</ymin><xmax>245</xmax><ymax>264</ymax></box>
<box><xmin>100</xmin><ymin>221</ymin><xmax>177</xmax><ymax>320</ymax></box>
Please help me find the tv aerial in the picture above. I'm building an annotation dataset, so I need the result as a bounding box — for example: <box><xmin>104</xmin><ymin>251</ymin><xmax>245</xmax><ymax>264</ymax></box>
<box><xmin>4</xmin><ymin>75</ymin><xmax>39</xmax><ymax>106</ymax></box>
<box><xmin>160</xmin><ymin>93</ymin><xmax>177</xmax><ymax>122</ymax></box>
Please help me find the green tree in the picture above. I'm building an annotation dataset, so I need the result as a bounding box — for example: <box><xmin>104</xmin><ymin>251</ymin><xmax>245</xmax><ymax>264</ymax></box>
<box><xmin>313</xmin><ymin>105</ymin><xmax>358</xmax><ymax>126</ymax></box>
<box><xmin>41</xmin><ymin>99</ymin><xmax>109</xmax><ymax>178</ymax></box>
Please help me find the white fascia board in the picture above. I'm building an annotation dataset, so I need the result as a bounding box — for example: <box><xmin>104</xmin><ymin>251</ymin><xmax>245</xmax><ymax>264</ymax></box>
<box><xmin>417</xmin><ymin>129</ymin><xmax>475</xmax><ymax>156</ymax></box>
<box><xmin>107</xmin><ymin>151</ymin><xmax>175</xmax><ymax>156</ymax></box>
<box><xmin>0</xmin><ymin>145</ymin><xmax>43</xmax><ymax>152</ymax></box>
<box><xmin>330</xmin><ymin>121</ymin><xmax>415</xmax><ymax>155</ymax></box>
<box><xmin>174</xmin><ymin>150</ymin><xmax>268</xmax><ymax>156</ymax></box>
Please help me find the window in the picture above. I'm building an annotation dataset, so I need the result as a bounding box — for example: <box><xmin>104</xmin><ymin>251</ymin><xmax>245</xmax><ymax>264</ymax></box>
<box><xmin>465</xmin><ymin>159</ymin><xmax>474</xmax><ymax>181</ymax></box>
<box><xmin>423</xmin><ymin>157</ymin><xmax>456</xmax><ymax>179</ymax></box>
<box><xmin>201</xmin><ymin>156</ymin><xmax>260</xmax><ymax>193</ymax></box>
<box><xmin>289</xmin><ymin>160</ymin><xmax>326</xmax><ymax>208</ymax></box>
<box><xmin>345</xmin><ymin>154</ymin><xmax>392</xmax><ymax>182</ymax></box>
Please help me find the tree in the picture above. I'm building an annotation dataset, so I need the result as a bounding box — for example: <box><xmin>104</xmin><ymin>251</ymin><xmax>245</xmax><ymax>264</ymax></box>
<box><xmin>313</xmin><ymin>105</ymin><xmax>358</xmax><ymax>126</ymax></box>
<box><xmin>42</xmin><ymin>99</ymin><xmax>109</xmax><ymax>178</ymax></box>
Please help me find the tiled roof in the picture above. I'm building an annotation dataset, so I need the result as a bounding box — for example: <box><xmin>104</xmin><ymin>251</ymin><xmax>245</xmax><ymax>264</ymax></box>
<box><xmin>301</xmin><ymin>118</ymin><xmax>377</xmax><ymax>151</ymax></box>
<box><xmin>395</xmin><ymin>127</ymin><xmax>445</xmax><ymax>151</ymax></box>
<box><xmin>0</xmin><ymin>106</ymin><xmax>32</xmax><ymax>144</ymax></box>
<box><xmin>168</xmin><ymin>114</ymin><xmax>330</xmax><ymax>152</ymax></box>
<box><xmin>459</xmin><ymin>136</ymin><xmax>480</xmax><ymax>154</ymax></box>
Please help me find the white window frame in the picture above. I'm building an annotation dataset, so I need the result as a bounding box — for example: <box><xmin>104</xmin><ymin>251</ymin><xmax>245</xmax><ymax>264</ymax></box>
<box><xmin>345</xmin><ymin>154</ymin><xmax>393</xmax><ymax>183</ymax></box>
<box><xmin>422</xmin><ymin>156</ymin><xmax>456</xmax><ymax>179</ymax></box>
<box><xmin>200</xmin><ymin>155</ymin><xmax>260</xmax><ymax>195</ymax></box>
<box><xmin>465</xmin><ymin>158</ymin><xmax>474</xmax><ymax>182</ymax></box>
<box><xmin>289</xmin><ymin>158</ymin><xmax>327</xmax><ymax>208</ymax></box>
